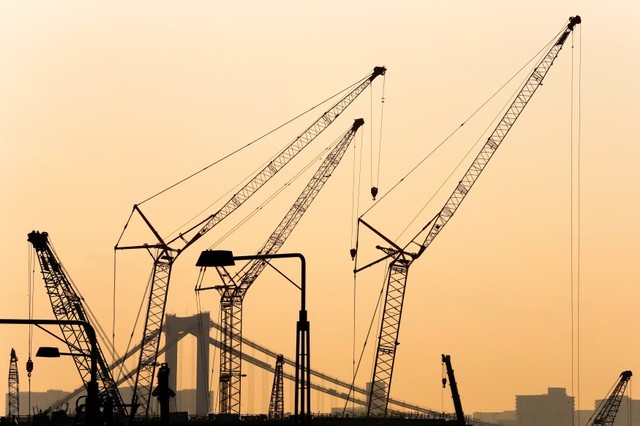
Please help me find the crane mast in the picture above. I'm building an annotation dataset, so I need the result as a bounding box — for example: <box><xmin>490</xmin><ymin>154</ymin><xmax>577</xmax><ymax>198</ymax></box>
<box><xmin>589</xmin><ymin>371</ymin><xmax>633</xmax><ymax>426</ymax></box>
<box><xmin>268</xmin><ymin>355</ymin><xmax>285</xmax><ymax>420</ymax></box>
<box><xmin>198</xmin><ymin>118</ymin><xmax>364</xmax><ymax>414</ymax></box>
<box><xmin>442</xmin><ymin>354</ymin><xmax>465</xmax><ymax>425</ymax></box>
<box><xmin>361</xmin><ymin>17</ymin><xmax>580</xmax><ymax>417</ymax></box>
<box><xmin>8</xmin><ymin>348</ymin><xmax>19</xmax><ymax>421</ymax></box>
<box><xmin>122</xmin><ymin>68</ymin><xmax>385</xmax><ymax>417</ymax></box>
<box><xmin>27</xmin><ymin>231</ymin><xmax>128</xmax><ymax>417</ymax></box>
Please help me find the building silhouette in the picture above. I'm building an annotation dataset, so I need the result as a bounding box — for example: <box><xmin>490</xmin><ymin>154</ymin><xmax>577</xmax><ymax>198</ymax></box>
<box><xmin>472</xmin><ymin>410</ymin><xmax>516</xmax><ymax>426</ymax></box>
<box><xmin>515</xmin><ymin>388</ymin><xmax>573</xmax><ymax>426</ymax></box>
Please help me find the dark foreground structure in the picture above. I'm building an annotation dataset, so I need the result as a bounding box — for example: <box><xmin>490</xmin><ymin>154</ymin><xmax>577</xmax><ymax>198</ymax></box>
<box><xmin>15</xmin><ymin>414</ymin><xmax>461</xmax><ymax>426</ymax></box>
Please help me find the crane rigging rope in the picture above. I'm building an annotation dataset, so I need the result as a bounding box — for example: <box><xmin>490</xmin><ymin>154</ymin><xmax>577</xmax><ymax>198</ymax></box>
<box><xmin>114</xmin><ymin>70</ymin><xmax>375</xmax><ymax>252</ymax></box>
<box><xmin>354</xmin><ymin>24</ymin><xmax>567</xmax><ymax>244</ymax></box>
<box><xmin>370</xmin><ymin>73</ymin><xmax>386</xmax><ymax>201</ymax></box>
<box><xmin>342</xmin><ymin>260</ymin><xmax>389</xmax><ymax>417</ymax></box>
<box><xmin>117</xmin><ymin>260</ymin><xmax>155</xmax><ymax>385</ymax></box>
<box><xmin>350</xmin><ymin>130</ymin><xmax>364</xmax><ymax>258</ymax></box>
<box><xmin>345</xmin><ymin>16</ymin><xmax>580</xmax><ymax>417</ymax></box>
<box><xmin>114</xmin><ymin>67</ymin><xmax>385</xmax><ymax>417</ymax></box>
<box><xmin>27</xmin><ymin>242</ymin><xmax>35</xmax><ymax>419</ymax></box>
<box><xmin>202</xmin><ymin>126</ymin><xmax>362</xmax><ymax>252</ymax></box>
<box><xmin>570</xmin><ymin>24</ymin><xmax>582</xmax><ymax>418</ymax></box>
<box><xmin>116</xmin><ymin>106</ymin><xmax>374</xmax><ymax>400</ymax></box>
<box><xmin>131</xmin><ymin>73</ymin><xmax>371</xmax><ymax>209</ymax></box>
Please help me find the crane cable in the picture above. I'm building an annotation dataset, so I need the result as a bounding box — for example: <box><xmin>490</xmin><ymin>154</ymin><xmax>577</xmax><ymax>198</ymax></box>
<box><xmin>341</xmin><ymin>259</ymin><xmax>389</xmax><ymax>417</ymax></box>
<box><xmin>371</xmin><ymin>73</ymin><xmax>386</xmax><ymax>201</ymax></box>
<box><xmin>570</xmin><ymin>24</ymin><xmax>582</xmax><ymax>421</ymax></box>
<box><xmin>355</xmin><ymin>26</ymin><xmax>563</xmax><ymax>229</ymax></box>
<box><xmin>113</xmin><ymin>250</ymin><xmax>117</xmax><ymax>368</ymax></box>
<box><xmin>48</xmin><ymin>238</ymin><xmax>121</xmax><ymax>366</ymax></box>
<box><xmin>347</xmin><ymin>21</ymin><xmax>571</xmax><ymax>416</ymax></box>
<box><xmin>26</xmin><ymin>242</ymin><xmax>35</xmax><ymax>418</ymax></box>
<box><xmin>349</xmin><ymin>129</ymin><xmax>365</xmax><ymax>414</ymax></box>
<box><xmin>351</xmin><ymin>130</ymin><xmax>364</xmax><ymax>257</ymax></box>
<box><xmin>348</xmin><ymin>77</ymin><xmax>387</xmax><ymax>409</ymax></box>
<box><xmin>350</xmin><ymin>131</ymin><xmax>362</xmax><ymax>413</ymax></box>
<box><xmin>134</xmin><ymin>73</ymin><xmax>370</xmax><ymax>208</ymax></box>
<box><xmin>195</xmin><ymin>291</ymin><xmax>213</xmax><ymax>413</ymax></box>
<box><xmin>204</xmin><ymin>127</ymin><xmax>356</xmax><ymax>252</ymax></box>
<box><xmin>119</xmin><ymin>126</ymin><xmax>351</xmax><ymax>395</ymax></box>
<box><xmin>179</xmin><ymin>114</ymin><xmax>360</xmax><ymax>249</ymax></box>
<box><xmin>46</xmin><ymin>236</ymin><xmax>136</xmax><ymax>389</ymax></box>
<box><xmin>118</xmin><ymin>261</ymin><xmax>155</xmax><ymax>385</ymax></box>
<box><xmin>628</xmin><ymin>381</ymin><xmax>632</xmax><ymax>426</ymax></box>
<box><xmin>194</xmin><ymin>267</ymin><xmax>233</xmax><ymax>414</ymax></box>
<box><xmin>114</xmin><ymin>71</ymin><xmax>372</xmax><ymax>249</ymax></box>
<box><xmin>441</xmin><ymin>359</ymin><xmax>446</xmax><ymax>412</ymax></box>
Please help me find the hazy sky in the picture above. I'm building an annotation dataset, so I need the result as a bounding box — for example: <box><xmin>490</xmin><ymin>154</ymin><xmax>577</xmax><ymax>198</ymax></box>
<box><xmin>1</xmin><ymin>0</ymin><xmax>639</xmax><ymax>417</ymax></box>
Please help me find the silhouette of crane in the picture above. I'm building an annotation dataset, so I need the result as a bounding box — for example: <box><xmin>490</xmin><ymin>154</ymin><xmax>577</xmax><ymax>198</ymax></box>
<box><xmin>355</xmin><ymin>16</ymin><xmax>581</xmax><ymax>417</ymax></box>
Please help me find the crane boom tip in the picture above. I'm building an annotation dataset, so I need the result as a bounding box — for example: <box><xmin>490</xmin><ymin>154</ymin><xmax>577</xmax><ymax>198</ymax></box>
<box><xmin>568</xmin><ymin>16</ymin><xmax>581</xmax><ymax>30</ymax></box>
<box><xmin>371</xmin><ymin>66</ymin><xmax>387</xmax><ymax>79</ymax></box>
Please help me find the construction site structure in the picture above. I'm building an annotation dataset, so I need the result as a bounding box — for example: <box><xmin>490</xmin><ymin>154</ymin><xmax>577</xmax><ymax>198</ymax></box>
<box><xmin>269</xmin><ymin>355</ymin><xmax>285</xmax><ymax>420</ymax></box>
<box><xmin>357</xmin><ymin>16</ymin><xmax>581</xmax><ymax>417</ymax></box>
<box><xmin>48</xmin><ymin>312</ymin><xmax>458</xmax><ymax>419</ymax></box>
<box><xmin>27</xmin><ymin>231</ymin><xmax>128</xmax><ymax>417</ymax></box>
<box><xmin>589</xmin><ymin>370</ymin><xmax>633</xmax><ymax>426</ymax></box>
<box><xmin>164</xmin><ymin>313</ymin><xmax>210</xmax><ymax>416</ymax></box>
<box><xmin>441</xmin><ymin>355</ymin><xmax>465</xmax><ymax>426</ymax></box>
<box><xmin>196</xmin><ymin>118</ymin><xmax>365</xmax><ymax>414</ymax></box>
<box><xmin>151</xmin><ymin>363</ymin><xmax>175</xmax><ymax>425</ymax></box>
<box><xmin>116</xmin><ymin>66</ymin><xmax>385</xmax><ymax>417</ymax></box>
<box><xmin>8</xmin><ymin>348</ymin><xmax>20</xmax><ymax>420</ymax></box>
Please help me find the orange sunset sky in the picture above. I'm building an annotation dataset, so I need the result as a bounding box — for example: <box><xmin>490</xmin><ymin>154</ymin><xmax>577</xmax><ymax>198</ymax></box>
<box><xmin>1</xmin><ymin>0</ymin><xmax>639</xmax><ymax>417</ymax></box>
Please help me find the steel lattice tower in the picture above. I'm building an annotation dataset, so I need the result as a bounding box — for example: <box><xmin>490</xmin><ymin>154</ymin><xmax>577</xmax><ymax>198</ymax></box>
<box><xmin>268</xmin><ymin>355</ymin><xmax>285</xmax><ymax>420</ymax></box>
<box><xmin>8</xmin><ymin>348</ymin><xmax>19</xmax><ymax>420</ymax></box>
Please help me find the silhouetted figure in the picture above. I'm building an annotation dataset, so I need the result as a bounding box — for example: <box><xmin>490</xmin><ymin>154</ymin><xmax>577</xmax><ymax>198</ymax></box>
<box><xmin>152</xmin><ymin>363</ymin><xmax>175</xmax><ymax>425</ymax></box>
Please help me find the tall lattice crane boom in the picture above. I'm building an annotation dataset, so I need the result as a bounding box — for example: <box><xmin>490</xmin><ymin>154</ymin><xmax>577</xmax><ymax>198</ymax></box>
<box><xmin>119</xmin><ymin>67</ymin><xmax>385</xmax><ymax>417</ymax></box>
<box><xmin>199</xmin><ymin>118</ymin><xmax>364</xmax><ymax>414</ymax></box>
<box><xmin>237</xmin><ymin>118</ymin><xmax>365</xmax><ymax>288</ymax></box>
<box><xmin>27</xmin><ymin>231</ymin><xmax>128</xmax><ymax>417</ymax></box>
<box><xmin>589</xmin><ymin>371</ymin><xmax>633</xmax><ymax>426</ymax></box>
<box><xmin>359</xmin><ymin>17</ymin><xmax>580</xmax><ymax>417</ymax></box>
<box><xmin>8</xmin><ymin>348</ymin><xmax>19</xmax><ymax>420</ymax></box>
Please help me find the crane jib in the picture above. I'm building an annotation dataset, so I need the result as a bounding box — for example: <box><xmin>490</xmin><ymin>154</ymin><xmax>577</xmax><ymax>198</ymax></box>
<box><xmin>365</xmin><ymin>16</ymin><xmax>580</xmax><ymax>417</ymax></box>
<box><xmin>211</xmin><ymin>118</ymin><xmax>365</xmax><ymax>414</ymax></box>
<box><xmin>131</xmin><ymin>67</ymin><xmax>385</xmax><ymax>417</ymax></box>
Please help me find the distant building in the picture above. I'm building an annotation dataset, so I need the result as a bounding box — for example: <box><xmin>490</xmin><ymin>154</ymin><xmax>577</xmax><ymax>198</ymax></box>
<box><xmin>120</xmin><ymin>387</ymin><xmax>212</xmax><ymax>417</ymax></box>
<box><xmin>5</xmin><ymin>389</ymin><xmax>71</xmax><ymax>417</ymax></box>
<box><xmin>5</xmin><ymin>387</ymin><xmax>213</xmax><ymax>418</ymax></box>
<box><xmin>516</xmin><ymin>387</ymin><xmax>573</xmax><ymax>426</ymax></box>
<box><xmin>330</xmin><ymin>406</ymin><xmax>366</xmax><ymax>417</ymax></box>
<box><xmin>365</xmin><ymin>381</ymin><xmax>386</xmax><ymax>411</ymax></box>
<box><xmin>472</xmin><ymin>410</ymin><xmax>517</xmax><ymax>426</ymax></box>
<box><xmin>575</xmin><ymin>409</ymin><xmax>594</xmax><ymax>426</ymax></box>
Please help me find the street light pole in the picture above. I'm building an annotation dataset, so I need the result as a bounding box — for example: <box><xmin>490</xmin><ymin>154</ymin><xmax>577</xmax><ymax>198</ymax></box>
<box><xmin>196</xmin><ymin>250</ymin><xmax>311</xmax><ymax>425</ymax></box>
<box><xmin>0</xmin><ymin>319</ymin><xmax>100</xmax><ymax>425</ymax></box>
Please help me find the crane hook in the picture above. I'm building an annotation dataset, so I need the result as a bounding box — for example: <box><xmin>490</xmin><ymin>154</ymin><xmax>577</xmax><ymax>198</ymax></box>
<box><xmin>26</xmin><ymin>357</ymin><xmax>33</xmax><ymax>377</ymax></box>
<box><xmin>371</xmin><ymin>187</ymin><xmax>378</xmax><ymax>200</ymax></box>
<box><xmin>350</xmin><ymin>248</ymin><xmax>357</xmax><ymax>260</ymax></box>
